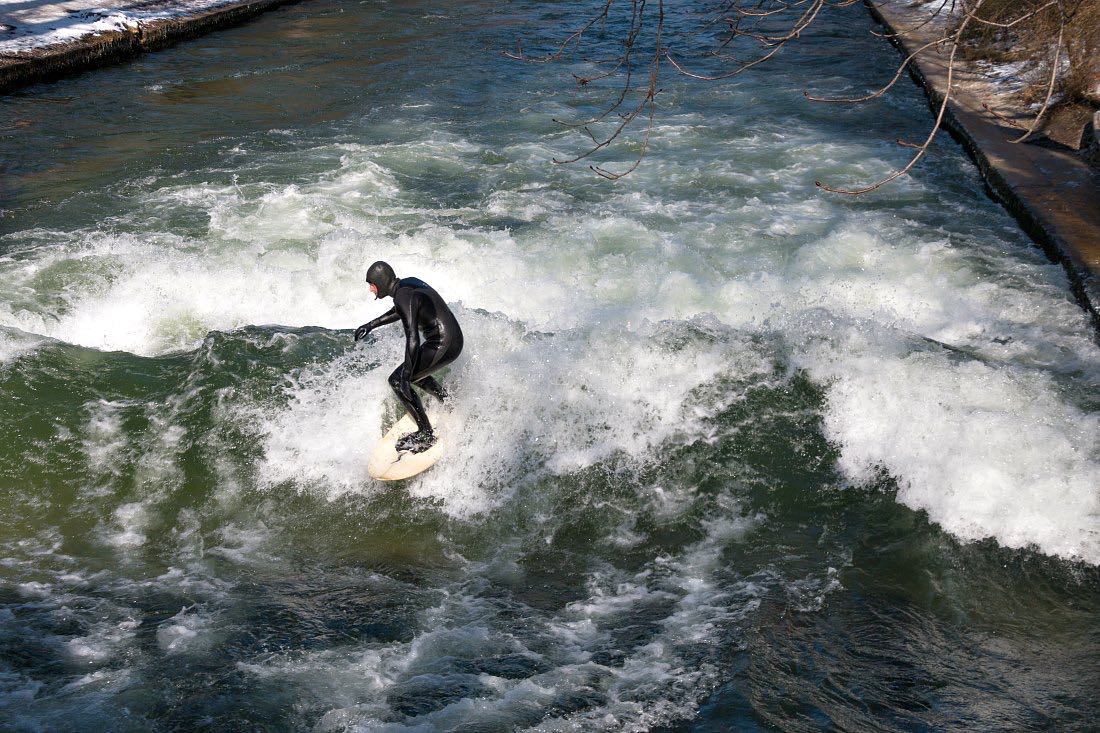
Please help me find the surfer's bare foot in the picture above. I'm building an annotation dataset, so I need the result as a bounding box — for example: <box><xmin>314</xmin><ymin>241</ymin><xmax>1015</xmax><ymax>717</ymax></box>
<box><xmin>396</xmin><ymin>429</ymin><xmax>435</xmax><ymax>453</ymax></box>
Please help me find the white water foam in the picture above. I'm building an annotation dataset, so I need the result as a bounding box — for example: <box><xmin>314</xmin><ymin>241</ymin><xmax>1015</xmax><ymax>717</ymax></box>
<box><xmin>157</xmin><ymin>608</ymin><xmax>216</xmax><ymax>655</ymax></box>
<box><xmin>0</xmin><ymin>522</ymin><xmax>239</xmax><ymax>727</ymax></box>
<box><xmin>250</xmin><ymin>308</ymin><xmax>773</xmax><ymax>516</ymax></box>
<box><xmin>82</xmin><ymin>400</ymin><xmax>129</xmax><ymax>476</ymax></box>
<box><xmin>759</xmin><ymin>221</ymin><xmax>1100</xmax><ymax>564</ymax></box>
<box><xmin>234</xmin><ymin>495</ymin><xmax>801</xmax><ymax>732</ymax></box>
<box><xmin>4</xmin><ymin>127</ymin><xmax>1098</xmax><ymax>566</ymax></box>
<box><xmin>806</xmin><ymin>340</ymin><xmax>1100</xmax><ymax>562</ymax></box>
<box><xmin>0</xmin><ymin>328</ymin><xmax>45</xmax><ymax>363</ymax></box>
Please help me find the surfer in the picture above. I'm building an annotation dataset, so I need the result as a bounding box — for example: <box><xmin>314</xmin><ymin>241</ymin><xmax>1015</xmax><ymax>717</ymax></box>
<box><xmin>354</xmin><ymin>261</ymin><xmax>463</xmax><ymax>453</ymax></box>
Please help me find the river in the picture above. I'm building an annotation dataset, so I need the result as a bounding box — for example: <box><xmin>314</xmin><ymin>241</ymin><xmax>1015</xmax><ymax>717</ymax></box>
<box><xmin>1</xmin><ymin>0</ymin><xmax>1098</xmax><ymax>730</ymax></box>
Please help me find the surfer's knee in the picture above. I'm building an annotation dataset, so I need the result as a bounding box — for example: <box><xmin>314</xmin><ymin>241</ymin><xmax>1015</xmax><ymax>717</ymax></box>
<box><xmin>387</xmin><ymin>366</ymin><xmax>405</xmax><ymax>392</ymax></box>
<box><xmin>415</xmin><ymin>375</ymin><xmax>447</xmax><ymax>401</ymax></box>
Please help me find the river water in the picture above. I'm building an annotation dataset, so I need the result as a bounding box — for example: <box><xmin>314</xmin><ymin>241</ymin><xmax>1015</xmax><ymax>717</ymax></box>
<box><xmin>1</xmin><ymin>1</ymin><xmax>1098</xmax><ymax>730</ymax></box>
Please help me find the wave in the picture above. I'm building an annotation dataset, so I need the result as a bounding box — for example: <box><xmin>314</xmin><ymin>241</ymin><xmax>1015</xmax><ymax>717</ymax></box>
<box><xmin>2</xmin><ymin>130</ymin><xmax>1097</xmax><ymax>569</ymax></box>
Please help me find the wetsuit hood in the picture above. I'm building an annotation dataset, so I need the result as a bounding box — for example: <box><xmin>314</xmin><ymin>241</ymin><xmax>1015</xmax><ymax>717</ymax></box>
<box><xmin>366</xmin><ymin>260</ymin><xmax>398</xmax><ymax>299</ymax></box>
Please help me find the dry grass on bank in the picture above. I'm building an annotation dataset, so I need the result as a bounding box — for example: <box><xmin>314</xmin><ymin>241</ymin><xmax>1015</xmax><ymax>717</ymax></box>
<box><xmin>957</xmin><ymin>0</ymin><xmax>1099</xmax><ymax>106</ymax></box>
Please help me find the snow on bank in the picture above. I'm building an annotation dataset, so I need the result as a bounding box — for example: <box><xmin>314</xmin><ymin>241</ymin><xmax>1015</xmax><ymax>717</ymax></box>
<box><xmin>0</xmin><ymin>0</ymin><xmax>245</xmax><ymax>55</ymax></box>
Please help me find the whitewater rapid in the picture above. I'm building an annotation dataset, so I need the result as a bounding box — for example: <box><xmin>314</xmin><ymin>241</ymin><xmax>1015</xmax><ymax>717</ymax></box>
<box><xmin>1</xmin><ymin>1</ymin><xmax>1098</xmax><ymax>728</ymax></box>
<box><xmin>3</xmin><ymin>129</ymin><xmax>1097</xmax><ymax>562</ymax></box>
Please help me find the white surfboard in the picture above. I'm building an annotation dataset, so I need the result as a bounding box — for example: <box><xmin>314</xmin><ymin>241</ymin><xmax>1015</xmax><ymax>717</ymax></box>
<box><xmin>367</xmin><ymin>411</ymin><xmax>448</xmax><ymax>481</ymax></box>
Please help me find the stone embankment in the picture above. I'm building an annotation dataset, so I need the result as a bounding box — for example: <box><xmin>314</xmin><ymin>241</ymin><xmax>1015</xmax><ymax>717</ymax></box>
<box><xmin>0</xmin><ymin>0</ymin><xmax>299</xmax><ymax>93</ymax></box>
<box><xmin>866</xmin><ymin>0</ymin><xmax>1100</xmax><ymax>323</ymax></box>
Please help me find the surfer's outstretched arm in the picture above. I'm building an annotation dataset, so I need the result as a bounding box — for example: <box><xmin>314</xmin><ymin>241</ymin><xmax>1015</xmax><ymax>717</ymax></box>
<box><xmin>354</xmin><ymin>306</ymin><xmax>400</xmax><ymax>341</ymax></box>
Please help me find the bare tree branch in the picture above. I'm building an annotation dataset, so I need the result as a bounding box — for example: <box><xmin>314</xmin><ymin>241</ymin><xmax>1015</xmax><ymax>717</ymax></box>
<box><xmin>506</xmin><ymin>0</ymin><xmax>1075</xmax><ymax>192</ymax></box>
<box><xmin>1008</xmin><ymin>3</ymin><xmax>1064</xmax><ymax>143</ymax></box>
<box><xmin>868</xmin><ymin>0</ymin><xmax>954</xmax><ymax>39</ymax></box>
<box><xmin>804</xmin><ymin>37</ymin><xmax>942</xmax><ymax>103</ymax></box>
<box><xmin>815</xmin><ymin>0</ymin><xmax>985</xmax><ymax>194</ymax></box>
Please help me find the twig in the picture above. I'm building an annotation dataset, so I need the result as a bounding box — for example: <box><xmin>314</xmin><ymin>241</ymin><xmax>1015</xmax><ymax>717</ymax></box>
<box><xmin>981</xmin><ymin>101</ymin><xmax>1026</xmax><ymax>130</ymax></box>
<box><xmin>816</xmin><ymin>0</ymin><xmax>985</xmax><ymax>194</ymax></box>
<box><xmin>804</xmin><ymin>37</ymin><xmax>941</xmax><ymax>102</ymax></box>
<box><xmin>1008</xmin><ymin>3</ymin><xmax>1064</xmax><ymax>144</ymax></box>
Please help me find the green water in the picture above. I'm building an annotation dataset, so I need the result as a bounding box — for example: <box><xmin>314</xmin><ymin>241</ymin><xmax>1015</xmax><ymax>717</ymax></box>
<box><xmin>1</xmin><ymin>1</ymin><xmax>1098</xmax><ymax>730</ymax></box>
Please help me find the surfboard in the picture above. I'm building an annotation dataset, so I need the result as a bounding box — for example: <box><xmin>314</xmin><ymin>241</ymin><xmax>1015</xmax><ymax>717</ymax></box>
<box><xmin>367</xmin><ymin>411</ymin><xmax>447</xmax><ymax>481</ymax></box>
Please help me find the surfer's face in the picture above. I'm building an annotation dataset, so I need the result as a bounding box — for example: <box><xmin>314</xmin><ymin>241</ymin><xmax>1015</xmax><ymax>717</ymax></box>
<box><xmin>369</xmin><ymin>283</ymin><xmax>379</xmax><ymax>298</ymax></box>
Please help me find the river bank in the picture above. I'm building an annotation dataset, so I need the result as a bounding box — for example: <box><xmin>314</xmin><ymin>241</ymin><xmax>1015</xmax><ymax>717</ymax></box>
<box><xmin>0</xmin><ymin>0</ymin><xmax>299</xmax><ymax>92</ymax></box>
<box><xmin>867</xmin><ymin>0</ymin><xmax>1100</xmax><ymax>324</ymax></box>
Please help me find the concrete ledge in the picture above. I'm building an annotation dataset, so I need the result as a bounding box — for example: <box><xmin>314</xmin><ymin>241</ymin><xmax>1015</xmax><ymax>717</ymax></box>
<box><xmin>0</xmin><ymin>0</ymin><xmax>300</xmax><ymax>93</ymax></box>
<box><xmin>866</xmin><ymin>0</ymin><xmax>1100</xmax><ymax>326</ymax></box>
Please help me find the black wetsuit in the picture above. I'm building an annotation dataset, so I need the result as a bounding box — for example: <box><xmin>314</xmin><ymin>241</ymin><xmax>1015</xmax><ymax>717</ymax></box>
<box><xmin>357</xmin><ymin>264</ymin><xmax>462</xmax><ymax>443</ymax></box>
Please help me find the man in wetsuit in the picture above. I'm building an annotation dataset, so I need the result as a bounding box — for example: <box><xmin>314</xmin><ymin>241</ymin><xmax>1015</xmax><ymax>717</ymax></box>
<box><xmin>354</xmin><ymin>261</ymin><xmax>463</xmax><ymax>453</ymax></box>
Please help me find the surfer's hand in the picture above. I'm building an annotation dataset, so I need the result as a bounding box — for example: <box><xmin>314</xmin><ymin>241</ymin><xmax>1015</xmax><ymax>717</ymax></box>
<box><xmin>354</xmin><ymin>323</ymin><xmax>372</xmax><ymax>341</ymax></box>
